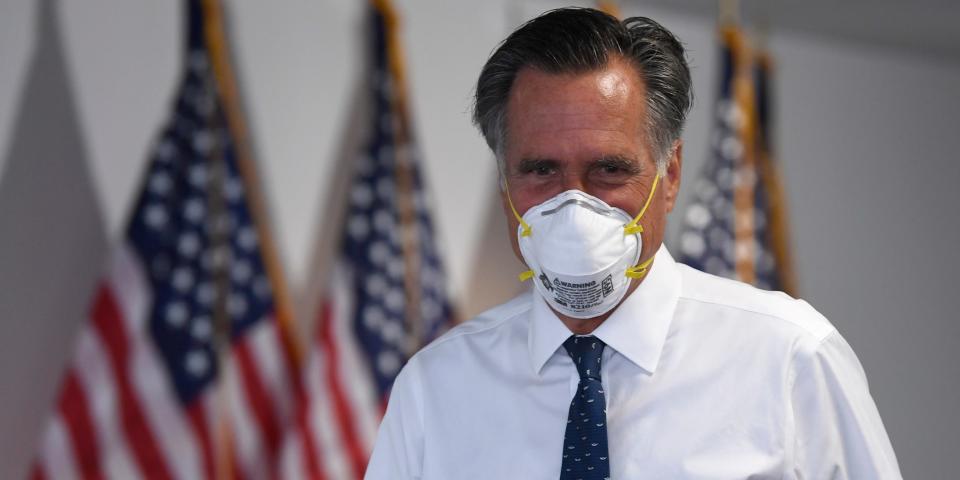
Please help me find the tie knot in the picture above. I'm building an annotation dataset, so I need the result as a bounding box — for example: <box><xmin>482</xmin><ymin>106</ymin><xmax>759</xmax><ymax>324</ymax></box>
<box><xmin>563</xmin><ymin>335</ymin><xmax>605</xmax><ymax>380</ymax></box>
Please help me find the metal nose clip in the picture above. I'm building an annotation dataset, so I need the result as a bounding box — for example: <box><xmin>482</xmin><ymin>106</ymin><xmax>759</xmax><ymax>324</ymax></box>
<box><xmin>540</xmin><ymin>198</ymin><xmax>615</xmax><ymax>217</ymax></box>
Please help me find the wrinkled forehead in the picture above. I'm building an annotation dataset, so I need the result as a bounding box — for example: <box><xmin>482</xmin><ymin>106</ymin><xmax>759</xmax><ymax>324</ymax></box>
<box><xmin>502</xmin><ymin>61</ymin><xmax>650</xmax><ymax>161</ymax></box>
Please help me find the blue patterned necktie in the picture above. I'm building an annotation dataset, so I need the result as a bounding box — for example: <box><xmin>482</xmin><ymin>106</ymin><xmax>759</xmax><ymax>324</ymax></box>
<box><xmin>560</xmin><ymin>335</ymin><xmax>610</xmax><ymax>480</ymax></box>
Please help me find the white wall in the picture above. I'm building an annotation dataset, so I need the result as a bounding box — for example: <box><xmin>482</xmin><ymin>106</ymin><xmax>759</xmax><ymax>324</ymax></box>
<box><xmin>1</xmin><ymin>1</ymin><xmax>958</xmax><ymax>478</ymax></box>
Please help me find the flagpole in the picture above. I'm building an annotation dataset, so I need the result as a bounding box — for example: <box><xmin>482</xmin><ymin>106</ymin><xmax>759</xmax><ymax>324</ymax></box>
<box><xmin>200</xmin><ymin>0</ymin><xmax>305</xmax><ymax>363</ymax></box>
<box><xmin>202</xmin><ymin>8</ymin><xmax>237</xmax><ymax>479</ymax></box>
<box><xmin>372</xmin><ymin>0</ymin><xmax>425</xmax><ymax>354</ymax></box>
<box><xmin>199</xmin><ymin>2</ymin><xmax>303</xmax><ymax>478</ymax></box>
<box><xmin>754</xmin><ymin>53</ymin><xmax>799</xmax><ymax>296</ymax></box>
<box><xmin>719</xmin><ymin>0</ymin><xmax>740</xmax><ymax>27</ymax></box>
<box><xmin>596</xmin><ymin>0</ymin><xmax>621</xmax><ymax>18</ymax></box>
<box><xmin>724</xmin><ymin>24</ymin><xmax>760</xmax><ymax>284</ymax></box>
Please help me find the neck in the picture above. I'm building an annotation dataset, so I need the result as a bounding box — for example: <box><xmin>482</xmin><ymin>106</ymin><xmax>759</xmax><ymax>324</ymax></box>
<box><xmin>558</xmin><ymin>315</ymin><xmax>608</xmax><ymax>335</ymax></box>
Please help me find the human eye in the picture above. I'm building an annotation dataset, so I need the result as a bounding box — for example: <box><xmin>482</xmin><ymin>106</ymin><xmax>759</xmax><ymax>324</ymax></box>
<box><xmin>516</xmin><ymin>159</ymin><xmax>558</xmax><ymax>177</ymax></box>
<box><xmin>600</xmin><ymin>163</ymin><xmax>624</xmax><ymax>174</ymax></box>
<box><xmin>591</xmin><ymin>156</ymin><xmax>639</xmax><ymax>181</ymax></box>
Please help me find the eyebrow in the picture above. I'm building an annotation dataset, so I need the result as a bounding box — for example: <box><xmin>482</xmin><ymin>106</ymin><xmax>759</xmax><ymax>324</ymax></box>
<box><xmin>591</xmin><ymin>155</ymin><xmax>643</xmax><ymax>174</ymax></box>
<box><xmin>514</xmin><ymin>157</ymin><xmax>559</xmax><ymax>173</ymax></box>
<box><xmin>512</xmin><ymin>154</ymin><xmax>643</xmax><ymax>174</ymax></box>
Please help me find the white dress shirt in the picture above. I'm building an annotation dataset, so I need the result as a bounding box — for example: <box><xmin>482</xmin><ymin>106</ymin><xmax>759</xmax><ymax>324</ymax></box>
<box><xmin>365</xmin><ymin>247</ymin><xmax>902</xmax><ymax>479</ymax></box>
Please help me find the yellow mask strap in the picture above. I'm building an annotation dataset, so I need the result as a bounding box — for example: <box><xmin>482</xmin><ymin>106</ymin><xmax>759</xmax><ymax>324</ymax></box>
<box><xmin>503</xmin><ymin>177</ymin><xmax>532</xmax><ymax>238</ymax></box>
<box><xmin>623</xmin><ymin>174</ymin><xmax>660</xmax><ymax>236</ymax></box>
<box><xmin>623</xmin><ymin>175</ymin><xmax>661</xmax><ymax>279</ymax></box>
<box><xmin>625</xmin><ymin>254</ymin><xmax>656</xmax><ymax>279</ymax></box>
<box><xmin>505</xmin><ymin>175</ymin><xmax>534</xmax><ymax>281</ymax></box>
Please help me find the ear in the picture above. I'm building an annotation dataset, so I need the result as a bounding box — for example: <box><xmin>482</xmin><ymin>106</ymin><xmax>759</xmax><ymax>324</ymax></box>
<box><xmin>663</xmin><ymin>140</ymin><xmax>683</xmax><ymax>213</ymax></box>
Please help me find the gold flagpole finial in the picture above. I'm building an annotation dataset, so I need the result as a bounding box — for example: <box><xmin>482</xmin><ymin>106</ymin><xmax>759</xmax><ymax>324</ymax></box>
<box><xmin>597</xmin><ymin>0</ymin><xmax>622</xmax><ymax>18</ymax></box>
<box><xmin>719</xmin><ymin>0</ymin><xmax>740</xmax><ymax>27</ymax></box>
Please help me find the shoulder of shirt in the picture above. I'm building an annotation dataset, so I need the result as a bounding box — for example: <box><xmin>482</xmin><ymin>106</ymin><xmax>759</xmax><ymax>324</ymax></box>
<box><xmin>411</xmin><ymin>292</ymin><xmax>531</xmax><ymax>359</ymax></box>
<box><xmin>674</xmin><ymin>262</ymin><xmax>836</xmax><ymax>344</ymax></box>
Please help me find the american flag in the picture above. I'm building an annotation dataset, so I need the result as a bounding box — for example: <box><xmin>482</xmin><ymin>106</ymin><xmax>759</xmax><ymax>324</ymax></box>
<box><xmin>678</xmin><ymin>26</ymin><xmax>796</xmax><ymax>294</ymax></box>
<box><xmin>31</xmin><ymin>1</ymin><xmax>301</xmax><ymax>478</ymax></box>
<box><xmin>279</xmin><ymin>2</ymin><xmax>454</xmax><ymax>479</ymax></box>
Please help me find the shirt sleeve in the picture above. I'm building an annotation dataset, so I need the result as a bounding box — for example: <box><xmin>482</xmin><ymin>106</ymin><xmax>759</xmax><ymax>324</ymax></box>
<box><xmin>788</xmin><ymin>330</ymin><xmax>902</xmax><ymax>479</ymax></box>
<box><xmin>364</xmin><ymin>358</ymin><xmax>425</xmax><ymax>480</ymax></box>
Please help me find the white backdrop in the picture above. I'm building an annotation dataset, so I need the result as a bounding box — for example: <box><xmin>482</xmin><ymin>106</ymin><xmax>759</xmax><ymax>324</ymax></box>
<box><xmin>1</xmin><ymin>1</ymin><xmax>958</xmax><ymax>478</ymax></box>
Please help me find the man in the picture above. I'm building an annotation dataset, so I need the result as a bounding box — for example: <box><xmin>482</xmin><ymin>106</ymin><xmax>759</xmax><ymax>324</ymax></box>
<box><xmin>366</xmin><ymin>8</ymin><xmax>901</xmax><ymax>479</ymax></box>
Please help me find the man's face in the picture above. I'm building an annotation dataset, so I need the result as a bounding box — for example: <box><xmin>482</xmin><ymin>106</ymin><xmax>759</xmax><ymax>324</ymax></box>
<box><xmin>500</xmin><ymin>57</ymin><xmax>682</xmax><ymax>270</ymax></box>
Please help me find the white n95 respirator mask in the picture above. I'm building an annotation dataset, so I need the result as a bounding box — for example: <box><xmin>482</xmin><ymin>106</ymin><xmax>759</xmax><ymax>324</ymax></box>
<box><xmin>507</xmin><ymin>176</ymin><xmax>659</xmax><ymax>319</ymax></box>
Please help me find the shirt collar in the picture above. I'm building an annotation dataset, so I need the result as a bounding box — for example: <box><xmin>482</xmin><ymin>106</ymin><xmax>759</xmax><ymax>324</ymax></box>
<box><xmin>528</xmin><ymin>245</ymin><xmax>681</xmax><ymax>375</ymax></box>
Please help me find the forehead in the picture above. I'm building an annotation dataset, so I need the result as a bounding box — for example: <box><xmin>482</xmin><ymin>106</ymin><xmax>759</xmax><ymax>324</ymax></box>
<box><xmin>504</xmin><ymin>58</ymin><xmax>649</xmax><ymax>160</ymax></box>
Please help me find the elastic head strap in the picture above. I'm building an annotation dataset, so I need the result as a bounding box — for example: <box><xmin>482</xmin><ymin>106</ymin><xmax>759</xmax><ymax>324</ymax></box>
<box><xmin>623</xmin><ymin>175</ymin><xmax>661</xmax><ymax>279</ymax></box>
<box><xmin>501</xmin><ymin>172</ymin><xmax>533</xmax><ymax>280</ymax></box>
<box><xmin>623</xmin><ymin>174</ymin><xmax>659</xmax><ymax>236</ymax></box>
<box><xmin>625</xmin><ymin>254</ymin><xmax>656</xmax><ymax>279</ymax></box>
<box><xmin>503</xmin><ymin>177</ymin><xmax>532</xmax><ymax>237</ymax></box>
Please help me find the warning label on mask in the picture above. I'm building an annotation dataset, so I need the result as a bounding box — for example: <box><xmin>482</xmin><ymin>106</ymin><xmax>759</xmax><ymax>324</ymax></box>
<box><xmin>543</xmin><ymin>273</ymin><xmax>614</xmax><ymax>312</ymax></box>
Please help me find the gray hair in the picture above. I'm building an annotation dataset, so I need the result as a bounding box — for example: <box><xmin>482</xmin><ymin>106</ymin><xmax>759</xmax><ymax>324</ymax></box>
<box><xmin>472</xmin><ymin>8</ymin><xmax>693</xmax><ymax>176</ymax></box>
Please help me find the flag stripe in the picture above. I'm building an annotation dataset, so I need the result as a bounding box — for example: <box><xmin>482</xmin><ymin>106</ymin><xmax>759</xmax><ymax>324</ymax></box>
<box><xmin>105</xmin><ymin>247</ymin><xmax>151</xmax><ymax>328</ymax></box>
<box><xmin>228</xmin><ymin>432</ymin><xmax>247</xmax><ymax>480</ymax></box>
<box><xmin>329</xmin><ymin>267</ymin><xmax>381</xmax><ymax>450</ymax></box>
<box><xmin>250</xmin><ymin>320</ymin><xmax>295</xmax><ymax>429</ymax></box>
<box><xmin>276</xmin><ymin>315</ymin><xmax>304</xmax><ymax>397</ymax></box>
<box><xmin>318</xmin><ymin>301</ymin><xmax>370</xmax><ymax>478</ymax></box>
<box><xmin>302</xmin><ymin>341</ymin><xmax>353</xmax><ymax>479</ymax></box>
<box><xmin>186</xmin><ymin>401</ymin><xmax>215</xmax><ymax>480</ymax></box>
<box><xmin>283</xmin><ymin>333</ymin><xmax>327</xmax><ymax>480</ymax></box>
<box><xmin>234</xmin><ymin>331</ymin><xmax>283</xmax><ymax>467</ymax></box>
<box><xmin>294</xmin><ymin>418</ymin><xmax>326</xmax><ymax>480</ymax></box>
<box><xmin>103</xmin><ymin>247</ymin><xmax>204</xmax><ymax>480</ymax></box>
<box><xmin>29</xmin><ymin>463</ymin><xmax>48</xmax><ymax>480</ymax></box>
<box><xmin>226</xmin><ymin>351</ymin><xmax>269</xmax><ymax>480</ymax></box>
<box><xmin>278</xmin><ymin>427</ymin><xmax>312</xmax><ymax>480</ymax></box>
<box><xmin>37</xmin><ymin>416</ymin><xmax>79</xmax><ymax>480</ymax></box>
<box><xmin>73</xmin><ymin>325</ymin><xmax>139</xmax><ymax>479</ymax></box>
<box><xmin>59</xmin><ymin>369</ymin><xmax>102</xmax><ymax>478</ymax></box>
<box><xmin>125</xmin><ymin>307</ymin><xmax>204</xmax><ymax>480</ymax></box>
<box><xmin>228</xmin><ymin>431</ymin><xmax>247</xmax><ymax>480</ymax></box>
<box><xmin>90</xmin><ymin>286</ymin><xmax>173</xmax><ymax>480</ymax></box>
